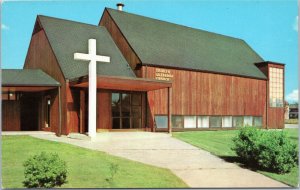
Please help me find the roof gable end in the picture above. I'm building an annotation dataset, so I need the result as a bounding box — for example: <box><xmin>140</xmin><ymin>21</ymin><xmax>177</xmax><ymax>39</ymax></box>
<box><xmin>37</xmin><ymin>15</ymin><xmax>136</xmax><ymax>80</ymax></box>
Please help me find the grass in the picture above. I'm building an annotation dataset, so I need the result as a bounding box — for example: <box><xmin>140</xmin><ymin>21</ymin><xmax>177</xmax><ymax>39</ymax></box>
<box><xmin>285</xmin><ymin>119</ymin><xmax>298</xmax><ymax>124</ymax></box>
<box><xmin>2</xmin><ymin>135</ymin><xmax>187</xmax><ymax>188</ymax></box>
<box><xmin>173</xmin><ymin>129</ymin><xmax>299</xmax><ymax>187</ymax></box>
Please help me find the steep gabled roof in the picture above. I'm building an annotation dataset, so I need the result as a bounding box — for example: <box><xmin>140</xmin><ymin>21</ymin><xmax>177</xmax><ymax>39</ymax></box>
<box><xmin>106</xmin><ymin>8</ymin><xmax>266</xmax><ymax>79</ymax></box>
<box><xmin>37</xmin><ymin>15</ymin><xmax>135</xmax><ymax>80</ymax></box>
<box><xmin>2</xmin><ymin>69</ymin><xmax>60</xmax><ymax>86</ymax></box>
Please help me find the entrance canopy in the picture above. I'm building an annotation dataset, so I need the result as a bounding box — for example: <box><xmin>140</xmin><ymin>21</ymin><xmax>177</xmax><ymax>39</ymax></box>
<box><xmin>2</xmin><ymin>69</ymin><xmax>60</xmax><ymax>92</ymax></box>
<box><xmin>70</xmin><ymin>75</ymin><xmax>172</xmax><ymax>91</ymax></box>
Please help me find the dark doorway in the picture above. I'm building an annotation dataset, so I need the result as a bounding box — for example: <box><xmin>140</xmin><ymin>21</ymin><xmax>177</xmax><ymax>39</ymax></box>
<box><xmin>20</xmin><ymin>94</ymin><xmax>39</xmax><ymax>131</ymax></box>
<box><xmin>111</xmin><ymin>92</ymin><xmax>142</xmax><ymax>129</ymax></box>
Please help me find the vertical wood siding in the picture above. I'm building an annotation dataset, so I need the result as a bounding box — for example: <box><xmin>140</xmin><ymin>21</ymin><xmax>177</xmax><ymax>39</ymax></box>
<box><xmin>97</xmin><ymin>90</ymin><xmax>112</xmax><ymax>129</ymax></box>
<box><xmin>2</xmin><ymin>101</ymin><xmax>21</xmax><ymax>131</ymax></box>
<box><xmin>142</xmin><ymin>66</ymin><xmax>268</xmax><ymax>128</ymax></box>
<box><xmin>23</xmin><ymin>28</ymin><xmax>66</xmax><ymax>134</ymax></box>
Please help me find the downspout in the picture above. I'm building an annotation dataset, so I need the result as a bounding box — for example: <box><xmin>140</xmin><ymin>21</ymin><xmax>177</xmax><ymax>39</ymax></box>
<box><xmin>266</xmin><ymin>76</ymin><xmax>269</xmax><ymax>130</ymax></box>
<box><xmin>58</xmin><ymin>86</ymin><xmax>62</xmax><ymax>136</ymax></box>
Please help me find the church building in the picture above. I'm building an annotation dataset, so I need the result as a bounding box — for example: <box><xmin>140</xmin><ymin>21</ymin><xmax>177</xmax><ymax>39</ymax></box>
<box><xmin>2</xmin><ymin>4</ymin><xmax>285</xmax><ymax>136</ymax></box>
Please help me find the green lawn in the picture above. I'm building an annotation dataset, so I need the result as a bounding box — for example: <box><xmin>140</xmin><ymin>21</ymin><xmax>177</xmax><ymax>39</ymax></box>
<box><xmin>2</xmin><ymin>135</ymin><xmax>187</xmax><ymax>188</ymax></box>
<box><xmin>173</xmin><ymin>129</ymin><xmax>299</xmax><ymax>187</ymax></box>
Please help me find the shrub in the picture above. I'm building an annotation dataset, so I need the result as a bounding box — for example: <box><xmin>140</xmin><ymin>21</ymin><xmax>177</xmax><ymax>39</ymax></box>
<box><xmin>23</xmin><ymin>152</ymin><xmax>67</xmax><ymax>188</ymax></box>
<box><xmin>257</xmin><ymin>131</ymin><xmax>298</xmax><ymax>173</ymax></box>
<box><xmin>232</xmin><ymin>127</ymin><xmax>298</xmax><ymax>173</ymax></box>
<box><xmin>232</xmin><ymin>127</ymin><xmax>262</xmax><ymax>167</ymax></box>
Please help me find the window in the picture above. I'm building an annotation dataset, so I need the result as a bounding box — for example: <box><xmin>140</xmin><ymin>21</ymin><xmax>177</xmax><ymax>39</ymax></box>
<box><xmin>253</xmin><ymin>116</ymin><xmax>262</xmax><ymax>127</ymax></box>
<box><xmin>209</xmin><ymin>116</ymin><xmax>222</xmax><ymax>128</ymax></box>
<box><xmin>233</xmin><ymin>116</ymin><xmax>243</xmax><ymax>127</ymax></box>
<box><xmin>244</xmin><ymin>116</ymin><xmax>253</xmax><ymax>127</ymax></box>
<box><xmin>45</xmin><ymin>97</ymin><xmax>51</xmax><ymax>128</ymax></box>
<box><xmin>132</xmin><ymin>118</ymin><xmax>141</xmax><ymax>129</ymax></box>
<box><xmin>222</xmin><ymin>116</ymin><xmax>232</xmax><ymax>128</ymax></box>
<box><xmin>155</xmin><ymin>115</ymin><xmax>167</xmax><ymax>128</ymax></box>
<box><xmin>121</xmin><ymin>93</ymin><xmax>130</xmax><ymax>117</ymax></box>
<box><xmin>184</xmin><ymin>116</ymin><xmax>197</xmax><ymax>128</ymax></box>
<box><xmin>111</xmin><ymin>93</ymin><xmax>142</xmax><ymax>129</ymax></box>
<box><xmin>112</xmin><ymin>93</ymin><xmax>121</xmax><ymax>117</ymax></box>
<box><xmin>172</xmin><ymin>116</ymin><xmax>184</xmax><ymax>128</ymax></box>
<box><xmin>197</xmin><ymin>116</ymin><xmax>209</xmax><ymax>128</ymax></box>
<box><xmin>269</xmin><ymin>67</ymin><xmax>283</xmax><ymax>107</ymax></box>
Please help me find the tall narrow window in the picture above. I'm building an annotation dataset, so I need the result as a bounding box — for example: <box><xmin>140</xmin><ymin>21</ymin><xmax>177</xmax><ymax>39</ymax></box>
<box><xmin>45</xmin><ymin>97</ymin><xmax>51</xmax><ymax>128</ymax></box>
<box><xmin>269</xmin><ymin>67</ymin><xmax>283</xmax><ymax>107</ymax></box>
<box><xmin>112</xmin><ymin>93</ymin><xmax>120</xmax><ymax>129</ymax></box>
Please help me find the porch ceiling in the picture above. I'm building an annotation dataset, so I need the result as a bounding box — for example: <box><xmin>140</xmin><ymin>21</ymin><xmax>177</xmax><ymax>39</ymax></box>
<box><xmin>70</xmin><ymin>75</ymin><xmax>172</xmax><ymax>91</ymax></box>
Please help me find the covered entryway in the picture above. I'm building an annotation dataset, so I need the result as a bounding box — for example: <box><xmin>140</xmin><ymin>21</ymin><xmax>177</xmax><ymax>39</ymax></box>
<box><xmin>20</xmin><ymin>93</ymin><xmax>39</xmax><ymax>131</ymax></box>
<box><xmin>2</xmin><ymin>69</ymin><xmax>61</xmax><ymax>132</ymax></box>
<box><xmin>70</xmin><ymin>75</ymin><xmax>172</xmax><ymax>133</ymax></box>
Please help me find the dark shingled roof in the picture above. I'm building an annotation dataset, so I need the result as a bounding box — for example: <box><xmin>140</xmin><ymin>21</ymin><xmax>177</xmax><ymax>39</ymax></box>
<box><xmin>106</xmin><ymin>8</ymin><xmax>267</xmax><ymax>79</ymax></box>
<box><xmin>2</xmin><ymin>69</ymin><xmax>60</xmax><ymax>86</ymax></box>
<box><xmin>38</xmin><ymin>15</ymin><xmax>135</xmax><ymax>80</ymax></box>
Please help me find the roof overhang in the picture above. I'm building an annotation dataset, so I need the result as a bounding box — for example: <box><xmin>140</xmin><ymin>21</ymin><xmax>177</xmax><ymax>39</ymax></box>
<box><xmin>2</xmin><ymin>86</ymin><xmax>58</xmax><ymax>92</ymax></box>
<box><xmin>70</xmin><ymin>75</ymin><xmax>172</xmax><ymax>91</ymax></box>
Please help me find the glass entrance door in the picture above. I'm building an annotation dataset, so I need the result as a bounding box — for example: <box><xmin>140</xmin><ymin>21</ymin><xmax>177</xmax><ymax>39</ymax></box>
<box><xmin>111</xmin><ymin>93</ymin><xmax>142</xmax><ymax>129</ymax></box>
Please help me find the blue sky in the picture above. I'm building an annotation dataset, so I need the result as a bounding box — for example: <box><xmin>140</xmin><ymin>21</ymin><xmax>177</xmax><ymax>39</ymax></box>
<box><xmin>1</xmin><ymin>0</ymin><xmax>298</xmax><ymax>102</ymax></box>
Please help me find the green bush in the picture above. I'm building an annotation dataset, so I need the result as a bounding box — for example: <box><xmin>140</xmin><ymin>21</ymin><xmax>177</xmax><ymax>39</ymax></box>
<box><xmin>232</xmin><ymin>127</ymin><xmax>261</xmax><ymax>166</ymax></box>
<box><xmin>232</xmin><ymin>127</ymin><xmax>298</xmax><ymax>173</ymax></box>
<box><xmin>23</xmin><ymin>152</ymin><xmax>67</xmax><ymax>188</ymax></box>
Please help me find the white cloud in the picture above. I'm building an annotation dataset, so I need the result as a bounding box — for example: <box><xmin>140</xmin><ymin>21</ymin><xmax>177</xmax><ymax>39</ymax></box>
<box><xmin>286</xmin><ymin>89</ymin><xmax>298</xmax><ymax>103</ymax></box>
<box><xmin>293</xmin><ymin>16</ymin><xmax>298</xmax><ymax>32</ymax></box>
<box><xmin>1</xmin><ymin>24</ymin><xmax>9</xmax><ymax>30</ymax></box>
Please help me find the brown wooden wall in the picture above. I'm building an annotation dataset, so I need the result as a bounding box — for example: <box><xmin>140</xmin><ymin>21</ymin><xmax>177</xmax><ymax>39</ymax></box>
<box><xmin>66</xmin><ymin>86</ymin><xmax>80</xmax><ymax>133</ymax></box>
<box><xmin>142</xmin><ymin>66</ymin><xmax>268</xmax><ymax>128</ymax></box>
<box><xmin>97</xmin><ymin>90</ymin><xmax>112</xmax><ymax>130</ymax></box>
<box><xmin>268</xmin><ymin>108</ymin><xmax>284</xmax><ymax>129</ymax></box>
<box><xmin>99</xmin><ymin>9</ymin><xmax>142</xmax><ymax>76</ymax></box>
<box><xmin>2</xmin><ymin>101</ymin><xmax>21</xmax><ymax>131</ymax></box>
<box><xmin>23</xmin><ymin>27</ymin><xmax>66</xmax><ymax>134</ymax></box>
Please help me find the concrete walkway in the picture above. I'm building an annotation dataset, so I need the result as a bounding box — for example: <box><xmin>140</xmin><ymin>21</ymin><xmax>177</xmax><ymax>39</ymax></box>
<box><xmin>30</xmin><ymin>132</ymin><xmax>288</xmax><ymax>188</ymax></box>
<box><xmin>2</xmin><ymin>131</ymin><xmax>55</xmax><ymax>135</ymax></box>
<box><xmin>285</xmin><ymin>124</ymin><xmax>299</xmax><ymax>128</ymax></box>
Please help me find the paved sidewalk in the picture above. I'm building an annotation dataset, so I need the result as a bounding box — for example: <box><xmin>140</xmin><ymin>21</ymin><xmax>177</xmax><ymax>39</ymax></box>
<box><xmin>285</xmin><ymin>124</ymin><xmax>299</xmax><ymax>128</ymax></box>
<box><xmin>30</xmin><ymin>132</ymin><xmax>288</xmax><ymax>188</ymax></box>
<box><xmin>2</xmin><ymin>131</ymin><xmax>55</xmax><ymax>135</ymax></box>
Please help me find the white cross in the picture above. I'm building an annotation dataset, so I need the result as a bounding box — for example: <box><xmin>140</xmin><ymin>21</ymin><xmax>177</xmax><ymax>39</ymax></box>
<box><xmin>74</xmin><ymin>39</ymin><xmax>110</xmax><ymax>139</ymax></box>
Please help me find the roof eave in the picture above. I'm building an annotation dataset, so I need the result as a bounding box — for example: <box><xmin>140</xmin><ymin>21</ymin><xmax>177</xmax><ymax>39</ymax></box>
<box><xmin>141</xmin><ymin>63</ymin><xmax>267</xmax><ymax>80</ymax></box>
